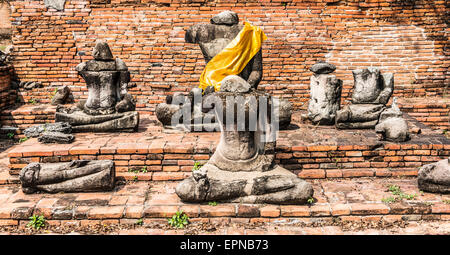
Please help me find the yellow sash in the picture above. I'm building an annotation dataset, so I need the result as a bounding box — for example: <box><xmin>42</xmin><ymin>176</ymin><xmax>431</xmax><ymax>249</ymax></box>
<box><xmin>199</xmin><ymin>22</ymin><xmax>267</xmax><ymax>91</ymax></box>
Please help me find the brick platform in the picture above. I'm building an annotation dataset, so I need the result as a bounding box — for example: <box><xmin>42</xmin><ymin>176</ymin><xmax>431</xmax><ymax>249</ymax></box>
<box><xmin>0</xmin><ymin>178</ymin><xmax>449</xmax><ymax>227</ymax></box>
<box><xmin>0</xmin><ymin>105</ymin><xmax>56</xmax><ymax>139</ymax></box>
<box><xmin>6</xmin><ymin>112</ymin><xmax>449</xmax><ymax>180</ymax></box>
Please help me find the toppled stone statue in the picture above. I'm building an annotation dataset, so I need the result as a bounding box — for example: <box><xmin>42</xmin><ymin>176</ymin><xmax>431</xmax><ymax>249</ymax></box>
<box><xmin>19</xmin><ymin>160</ymin><xmax>115</xmax><ymax>194</ymax></box>
<box><xmin>51</xmin><ymin>86</ymin><xmax>72</xmax><ymax>105</ymax></box>
<box><xmin>176</xmin><ymin>76</ymin><xmax>313</xmax><ymax>204</ymax></box>
<box><xmin>55</xmin><ymin>41</ymin><xmax>139</xmax><ymax>132</ymax></box>
<box><xmin>418</xmin><ymin>157</ymin><xmax>450</xmax><ymax>194</ymax></box>
<box><xmin>38</xmin><ymin>131</ymin><xmax>75</xmax><ymax>144</ymax></box>
<box><xmin>375</xmin><ymin>97</ymin><xmax>410</xmax><ymax>142</ymax></box>
<box><xmin>336</xmin><ymin>67</ymin><xmax>393</xmax><ymax>129</ymax></box>
<box><xmin>24</xmin><ymin>122</ymin><xmax>74</xmax><ymax>144</ymax></box>
<box><xmin>23</xmin><ymin>122</ymin><xmax>72</xmax><ymax>138</ymax></box>
<box><xmin>156</xmin><ymin>11</ymin><xmax>292</xmax><ymax>131</ymax></box>
<box><xmin>306</xmin><ymin>61</ymin><xmax>342</xmax><ymax>125</ymax></box>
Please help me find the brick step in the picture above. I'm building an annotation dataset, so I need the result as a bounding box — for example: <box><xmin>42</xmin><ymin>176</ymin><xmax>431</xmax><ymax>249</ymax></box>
<box><xmin>7</xmin><ymin>135</ymin><xmax>449</xmax><ymax>177</ymax></box>
<box><xmin>0</xmin><ymin>178</ymin><xmax>449</xmax><ymax>226</ymax></box>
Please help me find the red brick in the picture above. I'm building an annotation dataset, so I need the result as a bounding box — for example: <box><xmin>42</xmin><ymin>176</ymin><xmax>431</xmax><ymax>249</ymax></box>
<box><xmin>350</xmin><ymin>203</ymin><xmax>390</xmax><ymax>215</ymax></box>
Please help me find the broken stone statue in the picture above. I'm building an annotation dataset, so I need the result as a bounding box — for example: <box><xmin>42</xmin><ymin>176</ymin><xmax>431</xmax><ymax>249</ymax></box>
<box><xmin>375</xmin><ymin>97</ymin><xmax>410</xmax><ymax>142</ymax></box>
<box><xmin>55</xmin><ymin>41</ymin><xmax>139</xmax><ymax>132</ymax></box>
<box><xmin>176</xmin><ymin>76</ymin><xmax>313</xmax><ymax>204</ymax></box>
<box><xmin>306</xmin><ymin>61</ymin><xmax>342</xmax><ymax>125</ymax></box>
<box><xmin>336</xmin><ymin>67</ymin><xmax>394</xmax><ymax>129</ymax></box>
<box><xmin>23</xmin><ymin>122</ymin><xmax>74</xmax><ymax>144</ymax></box>
<box><xmin>51</xmin><ymin>85</ymin><xmax>72</xmax><ymax>105</ymax></box>
<box><xmin>19</xmin><ymin>160</ymin><xmax>115</xmax><ymax>194</ymax></box>
<box><xmin>156</xmin><ymin>11</ymin><xmax>292</xmax><ymax>131</ymax></box>
<box><xmin>418</xmin><ymin>157</ymin><xmax>450</xmax><ymax>194</ymax></box>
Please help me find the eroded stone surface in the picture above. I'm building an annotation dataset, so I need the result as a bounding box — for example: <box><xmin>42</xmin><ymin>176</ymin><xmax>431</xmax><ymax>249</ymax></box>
<box><xmin>310</xmin><ymin>61</ymin><xmax>336</xmax><ymax>74</ymax></box>
<box><xmin>23</xmin><ymin>122</ymin><xmax>72</xmax><ymax>138</ymax></box>
<box><xmin>44</xmin><ymin>0</ymin><xmax>66</xmax><ymax>11</ymax></box>
<box><xmin>59</xmin><ymin>41</ymin><xmax>138</xmax><ymax>132</ymax></box>
<box><xmin>19</xmin><ymin>160</ymin><xmax>115</xmax><ymax>194</ymax></box>
<box><xmin>336</xmin><ymin>68</ymin><xmax>394</xmax><ymax>129</ymax></box>
<box><xmin>220</xmin><ymin>75</ymin><xmax>251</xmax><ymax>93</ymax></box>
<box><xmin>210</xmin><ymin>10</ymin><xmax>239</xmax><ymax>25</ymax></box>
<box><xmin>51</xmin><ymin>86</ymin><xmax>71</xmax><ymax>105</ymax></box>
<box><xmin>37</xmin><ymin>131</ymin><xmax>75</xmax><ymax>144</ymax></box>
<box><xmin>418</xmin><ymin>158</ymin><xmax>450</xmax><ymax>194</ymax></box>
<box><xmin>375</xmin><ymin>98</ymin><xmax>410</xmax><ymax>142</ymax></box>
<box><xmin>307</xmin><ymin>72</ymin><xmax>342</xmax><ymax>125</ymax></box>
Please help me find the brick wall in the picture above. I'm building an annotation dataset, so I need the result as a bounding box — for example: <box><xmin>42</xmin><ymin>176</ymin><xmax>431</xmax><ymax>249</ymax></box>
<box><xmin>0</xmin><ymin>65</ymin><xmax>14</xmax><ymax>111</ymax></box>
<box><xmin>9</xmin><ymin>0</ymin><xmax>449</xmax><ymax>114</ymax></box>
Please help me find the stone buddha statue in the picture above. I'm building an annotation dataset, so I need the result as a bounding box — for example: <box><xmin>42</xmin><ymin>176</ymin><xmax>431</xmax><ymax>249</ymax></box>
<box><xmin>175</xmin><ymin>76</ymin><xmax>313</xmax><ymax>204</ymax></box>
<box><xmin>156</xmin><ymin>11</ymin><xmax>291</xmax><ymax>131</ymax></box>
<box><xmin>335</xmin><ymin>67</ymin><xmax>393</xmax><ymax>129</ymax></box>
<box><xmin>55</xmin><ymin>41</ymin><xmax>139</xmax><ymax>132</ymax></box>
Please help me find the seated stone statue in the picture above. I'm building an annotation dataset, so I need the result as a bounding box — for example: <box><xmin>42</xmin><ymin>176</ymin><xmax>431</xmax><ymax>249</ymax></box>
<box><xmin>156</xmin><ymin>11</ymin><xmax>291</xmax><ymax>131</ymax></box>
<box><xmin>176</xmin><ymin>76</ymin><xmax>313</xmax><ymax>204</ymax></box>
<box><xmin>336</xmin><ymin>67</ymin><xmax>393</xmax><ymax>129</ymax></box>
<box><xmin>55</xmin><ymin>41</ymin><xmax>139</xmax><ymax>132</ymax></box>
<box><xmin>19</xmin><ymin>160</ymin><xmax>115</xmax><ymax>194</ymax></box>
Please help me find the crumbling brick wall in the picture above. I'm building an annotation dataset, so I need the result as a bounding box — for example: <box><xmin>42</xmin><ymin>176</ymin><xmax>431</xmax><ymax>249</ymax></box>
<box><xmin>9</xmin><ymin>0</ymin><xmax>449</xmax><ymax>113</ymax></box>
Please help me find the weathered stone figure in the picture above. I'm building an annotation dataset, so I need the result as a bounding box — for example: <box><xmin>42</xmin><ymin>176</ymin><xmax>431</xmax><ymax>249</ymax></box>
<box><xmin>55</xmin><ymin>42</ymin><xmax>139</xmax><ymax>132</ymax></box>
<box><xmin>375</xmin><ymin>97</ymin><xmax>410</xmax><ymax>142</ymax></box>
<box><xmin>418</xmin><ymin>157</ymin><xmax>450</xmax><ymax>194</ymax></box>
<box><xmin>19</xmin><ymin>160</ymin><xmax>115</xmax><ymax>194</ymax></box>
<box><xmin>156</xmin><ymin>11</ymin><xmax>291</xmax><ymax>131</ymax></box>
<box><xmin>336</xmin><ymin>67</ymin><xmax>393</xmax><ymax>129</ymax></box>
<box><xmin>307</xmin><ymin>62</ymin><xmax>342</xmax><ymax>125</ymax></box>
<box><xmin>176</xmin><ymin>77</ymin><xmax>313</xmax><ymax>204</ymax></box>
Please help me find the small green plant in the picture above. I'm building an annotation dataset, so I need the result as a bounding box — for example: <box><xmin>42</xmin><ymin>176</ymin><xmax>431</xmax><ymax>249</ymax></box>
<box><xmin>307</xmin><ymin>197</ymin><xmax>315</xmax><ymax>204</ymax></box>
<box><xmin>208</xmin><ymin>201</ymin><xmax>218</xmax><ymax>206</ymax></box>
<box><xmin>133</xmin><ymin>175</ymin><xmax>138</xmax><ymax>181</ymax></box>
<box><xmin>381</xmin><ymin>197</ymin><xmax>397</xmax><ymax>203</ymax></box>
<box><xmin>19</xmin><ymin>137</ymin><xmax>29</xmax><ymax>143</ymax></box>
<box><xmin>28</xmin><ymin>98</ymin><xmax>37</xmax><ymax>104</ymax></box>
<box><xmin>6</xmin><ymin>132</ymin><xmax>14</xmax><ymax>139</ymax></box>
<box><xmin>192</xmin><ymin>162</ymin><xmax>202</xmax><ymax>171</ymax></box>
<box><xmin>141</xmin><ymin>166</ymin><xmax>148</xmax><ymax>173</ymax></box>
<box><xmin>382</xmin><ymin>185</ymin><xmax>417</xmax><ymax>203</ymax></box>
<box><xmin>443</xmin><ymin>199</ymin><xmax>450</xmax><ymax>205</ymax></box>
<box><xmin>27</xmin><ymin>215</ymin><xmax>46</xmax><ymax>230</ymax></box>
<box><xmin>50</xmin><ymin>88</ymin><xmax>58</xmax><ymax>99</ymax></box>
<box><xmin>168</xmin><ymin>210</ymin><xmax>189</xmax><ymax>229</ymax></box>
<box><xmin>135</xmin><ymin>219</ymin><xmax>144</xmax><ymax>226</ymax></box>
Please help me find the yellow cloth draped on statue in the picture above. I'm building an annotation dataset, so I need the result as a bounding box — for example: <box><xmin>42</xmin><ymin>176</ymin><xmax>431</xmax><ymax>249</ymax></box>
<box><xmin>199</xmin><ymin>22</ymin><xmax>267</xmax><ymax>91</ymax></box>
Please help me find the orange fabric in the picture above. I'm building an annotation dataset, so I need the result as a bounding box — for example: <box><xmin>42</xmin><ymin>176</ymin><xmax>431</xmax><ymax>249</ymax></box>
<box><xmin>199</xmin><ymin>22</ymin><xmax>267</xmax><ymax>91</ymax></box>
